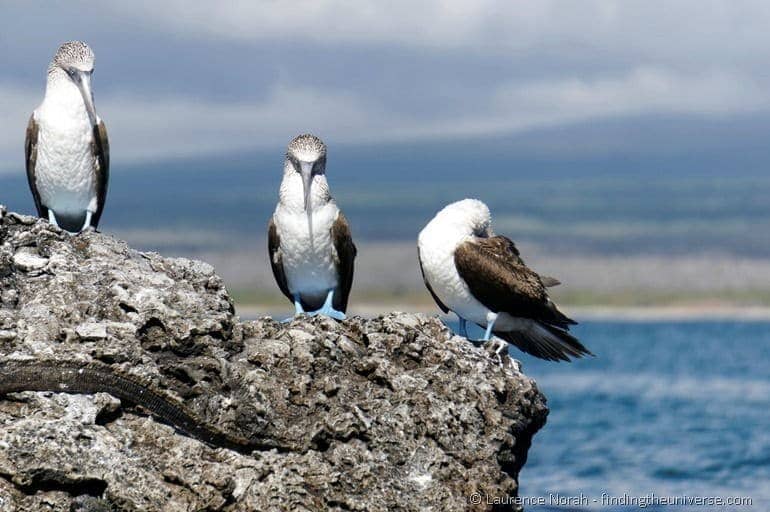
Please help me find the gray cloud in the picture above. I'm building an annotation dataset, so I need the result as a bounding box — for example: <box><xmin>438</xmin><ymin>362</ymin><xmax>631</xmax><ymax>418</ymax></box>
<box><xmin>2</xmin><ymin>1</ymin><xmax>770</xmax><ymax>172</ymax></box>
<box><xmin>103</xmin><ymin>0</ymin><xmax>770</xmax><ymax>60</ymax></box>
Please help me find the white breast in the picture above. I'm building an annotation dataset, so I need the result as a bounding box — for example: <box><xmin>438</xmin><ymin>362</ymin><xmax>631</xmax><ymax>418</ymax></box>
<box><xmin>418</xmin><ymin>223</ymin><xmax>491</xmax><ymax>325</ymax></box>
<box><xmin>32</xmin><ymin>85</ymin><xmax>97</xmax><ymax>216</ymax></box>
<box><xmin>273</xmin><ymin>192</ymin><xmax>340</xmax><ymax>299</ymax></box>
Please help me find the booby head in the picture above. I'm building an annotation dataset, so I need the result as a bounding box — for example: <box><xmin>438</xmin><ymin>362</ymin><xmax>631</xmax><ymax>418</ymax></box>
<box><xmin>48</xmin><ymin>41</ymin><xmax>97</xmax><ymax>126</ymax></box>
<box><xmin>427</xmin><ymin>199</ymin><xmax>493</xmax><ymax>238</ymax></box>
<box><xmin>285</xmin><ymin>134</ymin><xmax>327</xmax><ymax>211</ymax></box>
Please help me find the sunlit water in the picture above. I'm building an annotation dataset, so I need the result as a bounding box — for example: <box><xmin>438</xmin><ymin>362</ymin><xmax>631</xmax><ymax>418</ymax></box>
<box><xmin>449</xmin><ymin>320</ymin><xmax>768</xmax><ymax>511</ymax></box>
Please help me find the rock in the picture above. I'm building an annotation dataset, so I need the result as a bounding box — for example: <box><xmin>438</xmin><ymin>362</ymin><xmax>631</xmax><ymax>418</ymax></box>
<box><xmin>0</xmin><ymin>209</ymin><xmax>548</xmax><ymax>511</ymax></box>
<box><xmin>11</xmin><ymin>247</ymin><xmax>48</xmax><ymax>272</ymax></box>
<box><xmin>75</xmin><ymin>322</ymin><xmax>108</xmax><ymax>341</ymax></box>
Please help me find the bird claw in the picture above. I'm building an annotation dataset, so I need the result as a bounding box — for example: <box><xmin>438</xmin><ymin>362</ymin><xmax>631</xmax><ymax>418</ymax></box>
<box><xmin>507</xmin><ymin>358</ymin><xmax>522</xmax><ymax>373</ymax></box>
<box><xmin>482</xmin><ymin>338</ymin><xmax>509</xmax><ymax>369</ymax></box>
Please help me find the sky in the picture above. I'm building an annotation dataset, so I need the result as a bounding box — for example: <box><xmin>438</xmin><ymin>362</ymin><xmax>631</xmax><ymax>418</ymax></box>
<box><xmin>1</xmin><ymin>1</ymin><xmax>770</xmax><ymax>173</ymax></box>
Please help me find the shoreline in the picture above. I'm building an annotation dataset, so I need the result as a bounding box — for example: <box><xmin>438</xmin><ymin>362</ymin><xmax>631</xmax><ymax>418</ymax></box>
<box><xmin>566</xmin><ymin>305</ymin><xmax>770</xmax><ymax>321</ymax></box>
<box><xmin>235</xmin><ymin>303</ymin><xmax>770</xmax><ymax>322</ymax></box>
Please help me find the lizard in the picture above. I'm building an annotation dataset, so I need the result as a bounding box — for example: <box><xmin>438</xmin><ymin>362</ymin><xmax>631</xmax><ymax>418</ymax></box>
<box><xmin>0</xmin><ymin>360</ymin><xmax>269</xmax><ymax>454</ymax></box>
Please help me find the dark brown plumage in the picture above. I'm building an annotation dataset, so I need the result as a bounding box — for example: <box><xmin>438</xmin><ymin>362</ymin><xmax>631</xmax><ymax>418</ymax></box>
<box><xmin>24</xmin><ymin>115</ymin><xmax>42</xmax><ymax>217</ymax></box>
<box><xmin>90</xmin><ymin>120</ymin><xmax>110</xmax><ymax>228</ymax></box>
<box><xmin>495</xmin><ymin>324</ymin><xmax>588</xmax><ymax>362</ymax></box>
<box><xmin>454</xmin><ymin>235</ymin><xmax>591</xmax><ymax>361</ymax></box>
<box><xmin>267</xmin><ymin>218</ymin><xmax>291</xmax><ymax>301</ymax></box>
<box><xmin>330</xmin><ymin>213</ymin><xmax>356</xmax><ymax>313</ymax></box>
<box><xmin>454</xmin><ymin>236</ymin><xmax>575</xmax><ymax>328</ymax></box>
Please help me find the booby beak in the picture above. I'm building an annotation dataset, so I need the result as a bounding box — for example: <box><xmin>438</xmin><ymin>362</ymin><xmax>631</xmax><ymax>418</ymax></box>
<box><xmin>300</xmin><ymin>161</ymin><xmax>314</xmax><ymax>211</ymax></box>
<box><xmin>70</xmin><ymin>70</ymin><xmax>97</xmax><ymax>127</ymax></box>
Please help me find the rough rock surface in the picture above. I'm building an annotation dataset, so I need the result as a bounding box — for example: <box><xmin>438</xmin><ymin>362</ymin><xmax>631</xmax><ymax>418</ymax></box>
<box><xmin>0</xmin><ymin>207</ymin><xmax>548</xmax><ymax>512</ymax></box>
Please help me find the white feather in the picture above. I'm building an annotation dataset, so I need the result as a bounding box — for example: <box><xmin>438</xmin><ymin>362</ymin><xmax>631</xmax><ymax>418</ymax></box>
<box><xmin>418</xmin><ymin>198</ymin><xmax>522</xmax><ymax>330</ymax></box>
<box><xmin>272</xmin><ymin>171</ymin><xmax>340</xmax><ymax>304</ymax></box>
<box><xmin>32</xmin><ymin>71</ymin><xmax>97</xmax><ymax>218</ymax></box>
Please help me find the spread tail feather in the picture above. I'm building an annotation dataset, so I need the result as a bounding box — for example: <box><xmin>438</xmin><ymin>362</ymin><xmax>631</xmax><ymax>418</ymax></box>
<box><xmin>497</xmin><ymin>322</ymin><xmax>593</xmax><ymax>362</ymax></box>
<box><xmin>547</xmin><ymin>299</ymin><xmax>578</xmax><ymax>327</ymax></box>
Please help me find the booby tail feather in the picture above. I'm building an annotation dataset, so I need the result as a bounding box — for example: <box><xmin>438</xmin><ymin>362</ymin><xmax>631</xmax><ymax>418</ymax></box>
<box><xmin>496</xmin><ymin>322</ymin><xmax>593</xmax><ymax>362</ymax></box>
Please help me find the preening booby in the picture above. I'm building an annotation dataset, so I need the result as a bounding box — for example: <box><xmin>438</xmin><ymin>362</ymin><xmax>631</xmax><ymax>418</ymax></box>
<box><xmin>25</xmin><ymin>41</ymin><xmax>109</xmax><ymax>233</ymax></box>
<box><xmin>268</xmin><ymin>134</ymin><xmax>356</xmax><ymax>320</ymax></box>
<box><xmin>417</xmin><ymin>199</ymin><xmax>592</xmax><ymax>361</ymax></box>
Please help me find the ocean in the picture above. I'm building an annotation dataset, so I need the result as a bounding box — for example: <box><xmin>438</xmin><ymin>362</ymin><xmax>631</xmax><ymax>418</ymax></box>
<box><xmin>6</xmin><ymin>309</ymin><xmax>763</xmax><ymax>509</ymax></box>
<box><xmin>453</xmin><ymin>320</ymin><xmax>768</xmax><ymax>511</ymax></box>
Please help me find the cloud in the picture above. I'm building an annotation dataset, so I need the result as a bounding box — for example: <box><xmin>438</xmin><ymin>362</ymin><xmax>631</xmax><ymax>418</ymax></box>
<box><xmin>97</xmin><ymin>85</ymin><xmax>386</xmax><ymax>162</ymax></box>
<box><xmin>0</xmin><ymin>83</ymin><xmax>405</xmax><ymax>171</ymax></box>
<box><xmin>4</xmin><ymin>1</ymin><xmax>770</xmax><ymax>172</ymax></box>
<box><xmin>102</xmin><ymin>0</ymin><xmax>770</xmax><ymax>63</ymax></box>
<box><xmin>101</xmin><ymin>0</ymin><xmax>504</xmax><ymax>48</ymax></box>
<box><xmin>488</xmin><ymin>67</ymin><xmax>769</xmax><ymax>128</ymax></box>
<box><xmin>1</xmin><ymin>65</ymin><xmax>768</xmax><ymax>173</ymax></box>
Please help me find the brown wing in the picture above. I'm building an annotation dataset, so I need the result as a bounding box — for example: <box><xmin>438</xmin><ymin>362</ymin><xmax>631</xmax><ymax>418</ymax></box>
<box><xmin>417</xmin><ymin>246</ymin><xmax>449</xmax><ymax>314</ymax></box>
<box><xmin>267</xmin><ymin>218</ymin><xmax>292</xmax><ymax>302</ymax></box>
<box><xmin>24</xmin><ymin>114</ymin><xmax>46</xmax><ymax>217</ymax></box>
<box><xmin>454</xmin><ymin>236</ymin><xmax>575</xmax><ymax>328</ymax></box>
<box><xmin>331</xmin><ymin>212</ymin><xmax>356</xmax><ymax>313</ymax></box>
<box><xmin>90</xmin><ymin>120</ymin><xmax>110</xmax><ymax>228</ymax></box>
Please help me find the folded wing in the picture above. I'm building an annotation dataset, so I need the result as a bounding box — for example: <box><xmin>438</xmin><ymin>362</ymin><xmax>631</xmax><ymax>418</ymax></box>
<box><xmin>454</xmin><ymin>236</ymin><xmax>576</xmax><ymax>328</ymax></box>
<box><xmin>91</xmin><ymin>120</ymin><xmax>109</xmax><ymax>228</ymax></box>
<box><xmin>331</xmin><ymin>213</ymin><xmax>356</xmax><ymax>313</ymax></box>
<box><xmin>24</xmin><ymin>115</ymin><xmax>45</xmax><ymax>218</ymax></box>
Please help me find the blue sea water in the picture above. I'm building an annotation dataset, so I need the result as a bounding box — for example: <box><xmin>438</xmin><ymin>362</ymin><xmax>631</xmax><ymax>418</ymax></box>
<box><xmin>451</xmin><ymin>320</ymin><xmax>769</xmax><ymax>511</ymax></box>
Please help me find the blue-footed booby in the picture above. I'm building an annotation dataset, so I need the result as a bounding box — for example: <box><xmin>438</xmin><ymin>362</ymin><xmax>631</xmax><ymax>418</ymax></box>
<box><xmin>25</xmin><ymin>41</ymin><xmax>109</xmax><ymax>233</ymax></box>
<box><xmin>417</xmin><ymin>199</ymin><xmax>592</xmax><ymax>361</ymax></box>
<box><xmin>268</xmin><ymin>134</ymin><xmax>357</xmax><ymax>320</ymax></box>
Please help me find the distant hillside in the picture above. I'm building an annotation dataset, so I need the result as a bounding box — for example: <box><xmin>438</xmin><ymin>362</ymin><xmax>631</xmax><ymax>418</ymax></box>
<box><xmin>3</xmin><ymin>115</ymin><xmax>770</xmax><ymax>256</ymax></box>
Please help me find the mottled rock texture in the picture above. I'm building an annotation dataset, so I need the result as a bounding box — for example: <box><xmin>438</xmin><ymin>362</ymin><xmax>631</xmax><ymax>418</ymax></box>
<box><xmin>0</xmin><ymin>207</ymin><xmax>547</xmax><ymax>512</ymax></box>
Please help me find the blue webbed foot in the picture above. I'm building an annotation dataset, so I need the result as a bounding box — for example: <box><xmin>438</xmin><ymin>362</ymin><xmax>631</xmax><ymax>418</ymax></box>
<box><xmin>47</xmin><ymin>210</ymin><xmax>60</xmax><ymax>228</ymax></box>
<box><xmin>465</xmin><ymin>312</ymin><xmax>499</xmax><ymax>344</ymax></box>
<box><xmin>458</xmin><ymin>317</ymin><xmax>469</xmax><ymax>338</ymax></box>
<box><xmin>80</xmin><ymin>210</ymin><xmax>94</xmax><ymax>232</ymax></box>
<box><xmin>308</xmin><ymin>289</ymin><xmax>347</xmax><ymax>321</ymax></box>
<box><xmin>282</xmin><ymin>295</ymin><xmax>306</xmax><ymax>323</ymax></box>
<box><xmin>313</xmin><ymin>305</ymin><xmax>346</xmax><ymax>321</ymax></box>
<box><xmin>481</xmin><ymin>314</ymin><xmax>497</xmax><ymax>342</ymax></box>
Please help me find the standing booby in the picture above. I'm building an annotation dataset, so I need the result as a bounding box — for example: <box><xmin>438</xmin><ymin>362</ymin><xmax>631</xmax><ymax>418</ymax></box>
<box><xmin>268</xmin><ymin>134</ymin><xmax>356</xmax><ymax>320</ymax></box>
<box><xmin>417</xmin><ymin>199</ymin><xmax>592</xmax><ymax>361</ymax></box>
<box><xmin>25</xmin><ymin>41</ymin><xmax>109</xmax><ymax>233</ymax></box>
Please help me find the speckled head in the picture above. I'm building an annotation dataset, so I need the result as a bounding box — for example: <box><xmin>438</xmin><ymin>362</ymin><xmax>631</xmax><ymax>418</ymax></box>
<box><xmin>285</xmin><ymin>134</ymin><xmax>329</xmax><ymax>210</ymax></box>
<box><xmin>50</xmin><ymin>41</ymin><xmax>95</xmax><ymax>74</ymax></box>
<box><xmin>287</xmin><ymin>134</ymin><xmax>326</xmax><ymax>164</ymax></box>
<box><xmin>46</xmin><ymin>41</ymin><xmax>98</xmax><ymax>126</ymax></box>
